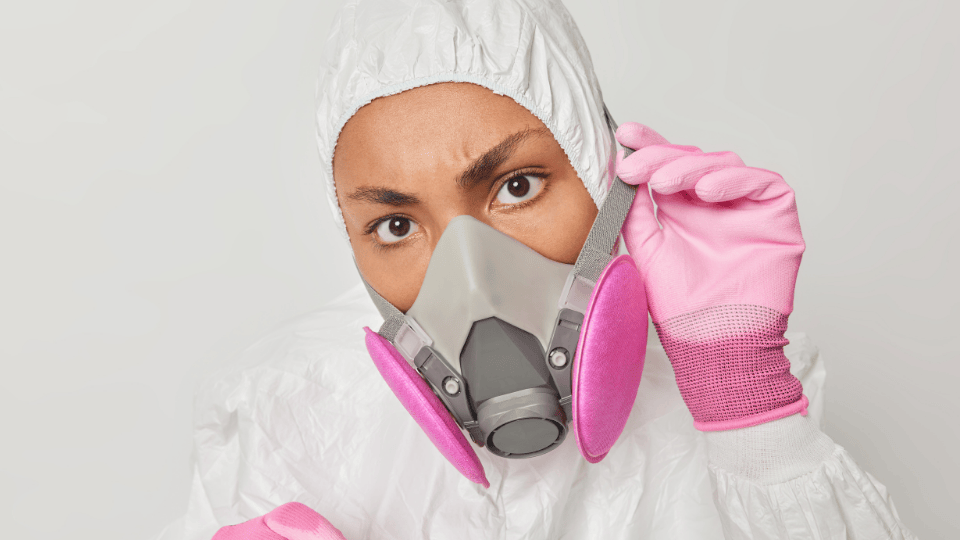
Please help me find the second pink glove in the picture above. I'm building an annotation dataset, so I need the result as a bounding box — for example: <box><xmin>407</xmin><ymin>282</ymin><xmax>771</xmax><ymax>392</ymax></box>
<box><xmin>212</xmin><ymin>502</ymin><xmax>348</xmax><ymax>540</ymax></box>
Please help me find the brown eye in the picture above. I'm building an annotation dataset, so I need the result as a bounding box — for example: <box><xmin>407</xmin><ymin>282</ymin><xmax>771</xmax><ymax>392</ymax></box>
<box><xmin>496</xmin><ymin>175</ymin><xmax>543</xmax><ymax>205</ymax></box>
<box><xmin>507</xmin><ymin>177</ymin><xmax>530</xmax><ymax>197</ymax></box>
<box><xmin>388</xmin><ymin>218</ymin><xmax>409</xmax><ymax>236</ymax></box>
<box><xmin>375</xmin><ymin>217</ymin><xmax>418</xmax><ymax>243</ymax></box>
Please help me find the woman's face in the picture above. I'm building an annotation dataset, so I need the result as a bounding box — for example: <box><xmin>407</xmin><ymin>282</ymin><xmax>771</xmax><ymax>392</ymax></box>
<box><xmin>334</xmin><ymin>82</ymin><xmax>599</xmax><ymax>312</ymax></box>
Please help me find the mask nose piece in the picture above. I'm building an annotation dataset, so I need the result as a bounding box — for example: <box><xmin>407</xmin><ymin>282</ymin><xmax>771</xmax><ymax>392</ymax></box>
<box><xmin>460</xmin><ymin>317</ymin><xmax>567</xmax><ymax>458</ymax></box>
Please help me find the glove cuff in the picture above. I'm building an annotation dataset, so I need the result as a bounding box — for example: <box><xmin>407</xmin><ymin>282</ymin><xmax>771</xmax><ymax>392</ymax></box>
<box><xmin>695</xmin><ymin>395</ymin><xmax>809</xmax><ymax>431</ymax></box>
<box><xmin>654</xmin><ymin>304</ymin><xmax>804</xmax><ymax>430</ymax></box>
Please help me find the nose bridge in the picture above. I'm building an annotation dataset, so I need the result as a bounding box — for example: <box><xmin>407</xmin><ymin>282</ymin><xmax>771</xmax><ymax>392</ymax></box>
<box><xmin>428</xmin><ymin>216</ymin><xmax>497</xmax><ymax>301</ymax></box>
<box><xmin>431</xmin><ymin>214</ymin><xmax>490</xmax><ymax>262</ymax></box>
<box><xmin>429</xmin><ymin>211</ymin><xmax>492</xmax><ymax>254</ymax></box>
<box><xmin>429</xmin><ymin>215</ymin><xmax>539</xmax><ymax>301</ymax></box>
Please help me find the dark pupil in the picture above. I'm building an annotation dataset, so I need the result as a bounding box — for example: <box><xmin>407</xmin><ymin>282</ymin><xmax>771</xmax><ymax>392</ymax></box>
<box><xmin>507</xmin><ymin>176</ymin><xmax>530</xmax><ymax>198</ymax></box>
<box><xmin>388</xmin><ymin>218</ymin><xmax>410</xmax><ymax>237</ymax></box>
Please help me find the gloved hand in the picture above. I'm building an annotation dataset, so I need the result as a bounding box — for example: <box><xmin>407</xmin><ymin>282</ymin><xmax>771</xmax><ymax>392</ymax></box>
<box><xmin>212</xmin><ymin>502</ymin><xmax>348</xmax><ymax>540</ymax></box>
<box><xmin>615</xmin><ymin>122</ymin><xmax>808</xmax><ymax>431</ymax></box>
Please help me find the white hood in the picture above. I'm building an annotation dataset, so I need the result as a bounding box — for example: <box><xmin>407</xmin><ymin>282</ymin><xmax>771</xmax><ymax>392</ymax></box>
<box><xmin>315</xmin><ymin>0</ymin><xmax>617</xmax><ymax>238</ymax></box>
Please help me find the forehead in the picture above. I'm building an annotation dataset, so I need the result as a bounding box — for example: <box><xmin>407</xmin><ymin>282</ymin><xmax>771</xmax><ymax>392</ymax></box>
<box><xmin>333</xmin><ymin>82</ymin><xmax>549</xmax><ymax>187</ymax></box>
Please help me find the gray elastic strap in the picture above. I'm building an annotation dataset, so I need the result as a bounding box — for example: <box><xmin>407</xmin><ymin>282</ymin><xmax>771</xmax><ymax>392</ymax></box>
<box><xmin>573</xmin><ymin>104</ymin><xmax>636</xmax><ymax>283</ymax></box>
<box><xmin>357</xmin><ymin>267</ymin><xmax>406</xmax><ymax>341</ymax></box>
<box><xmin>573</xmin><ymin>175</ymin><xmax>635</xmax><ymax>283</ymax></box>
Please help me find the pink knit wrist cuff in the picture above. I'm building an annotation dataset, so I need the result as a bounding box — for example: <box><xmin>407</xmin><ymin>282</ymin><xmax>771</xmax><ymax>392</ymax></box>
<box><xmin>655</xmin><ymin>304</ymin><xmax>804</xmax><ymax>427</ymax></box>
<box><xmin>693</xmin><ymin>394</ymin><xmax>809</xmax><ymax>432</ymax></box>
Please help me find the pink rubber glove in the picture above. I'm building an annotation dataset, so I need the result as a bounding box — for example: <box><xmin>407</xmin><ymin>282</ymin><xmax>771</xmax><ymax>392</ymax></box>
<box><xmin>615</xmin><ymin>122</ymin><xmax>808</xmax><ymax>431</ymax></box>
<box><xmin>212</xmin><ymin>502</ymin><xmax>348</xmax><ymax>540</ymax></box>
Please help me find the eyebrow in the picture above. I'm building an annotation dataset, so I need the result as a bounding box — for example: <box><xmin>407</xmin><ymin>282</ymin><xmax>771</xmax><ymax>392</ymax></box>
<box><xmin>346</xmin><ymin>126</ymin><xmax>550</xmax><ymax>206</ymax></box>
<box><xmin>347</xmin><ymin>187</ymin><xmax>422</xmax><ymax>207</ymax></box>
<box><xmin>457</xmin><ymin>127</ymin><xmax>550</xmax><ymax>189</ymax></box>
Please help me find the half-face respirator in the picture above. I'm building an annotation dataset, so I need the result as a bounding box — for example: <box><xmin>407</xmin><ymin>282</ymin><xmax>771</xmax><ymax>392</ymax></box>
<box><xmin>362</xmin><ymin>151</ymin><xmax>648</xmax><ymax>487</ymax></box>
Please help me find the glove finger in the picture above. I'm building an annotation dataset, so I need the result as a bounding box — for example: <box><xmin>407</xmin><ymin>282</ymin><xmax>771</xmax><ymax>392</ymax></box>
<box><xmin>265</xmin><ymin>502</ymin><xmax>348</xmax><ymax>540</ymax></box>
<box><xmin>617</xmin><ymin>149</ymin><xmax>662</xmax><ymax>265</ymax></box>
<box><xmin>615</xmin><ymin>122</ymin><xmax>670</xmax><ymax>150</ymax></box>
<box><xmin>694</xmin><ymin>166</ymin><xmax>792</xmax><ymax>203</ymax></box>
<box><xmin>615</xmin><ymin>144</ymin><xmax>702</xmax><ymax>187</ymax></box>
<box><xmin>648</xmin><ymin>151</ymin><xmax>745</xmax><ymax>195</ymax></box>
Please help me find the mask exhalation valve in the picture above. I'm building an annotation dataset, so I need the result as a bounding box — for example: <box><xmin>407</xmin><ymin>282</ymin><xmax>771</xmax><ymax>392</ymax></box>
<box><xmin>460</xmin><ymin>317</ymin><xmax>567</xmax><ymax>458</ymax></box>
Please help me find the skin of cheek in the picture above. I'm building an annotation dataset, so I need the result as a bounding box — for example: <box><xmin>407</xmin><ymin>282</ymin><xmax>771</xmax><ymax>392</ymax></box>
<box><xmin>491</xmin><ymin>175</ymin><xmax>598</xmax><ymax>267</ymax></box>
<box><xmin>333</xmin><ymin>82</ymin><xmax>598</xmax><ymax>312</ymax></box>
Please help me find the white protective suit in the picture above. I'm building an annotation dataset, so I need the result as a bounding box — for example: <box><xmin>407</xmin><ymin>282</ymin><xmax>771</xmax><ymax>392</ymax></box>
<box><xmin>157</xmin><ymin>0</ymin><xmax>917</xmax><ymax>538</ymax></box>
<box><xmin>157</xmin><ymin>285</ymin><xmax>910</xmax><ymax>540</ymax></box>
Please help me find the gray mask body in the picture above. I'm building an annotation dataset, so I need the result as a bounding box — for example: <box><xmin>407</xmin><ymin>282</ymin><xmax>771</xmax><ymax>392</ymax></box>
<box><xmin>403</xmin><ymin>216</ymin><xmax>581</xmax><ymax>457</ymax></box>
<box><xmin>407</xmin><ymin>216</ymin><xmax>572</xmax><ymax>376</ymax></box>
<box><xmin>362</xmin><ymin>135</ymin><xmax>637</xmax><ymax>461</ymax></box>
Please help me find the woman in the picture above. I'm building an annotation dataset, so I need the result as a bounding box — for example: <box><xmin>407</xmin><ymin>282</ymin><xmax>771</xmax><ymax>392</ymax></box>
<box><xmin>177</xmin><ymin>0</ymin><xmax>916</xmax><ymax>538</ymax></box>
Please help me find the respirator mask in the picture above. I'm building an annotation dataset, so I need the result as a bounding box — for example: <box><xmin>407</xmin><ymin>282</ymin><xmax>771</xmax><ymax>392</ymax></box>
<box><xmin>361</xmin><ymin>145</ymin><xmax>648</xmax><ymax>488</ymax></box>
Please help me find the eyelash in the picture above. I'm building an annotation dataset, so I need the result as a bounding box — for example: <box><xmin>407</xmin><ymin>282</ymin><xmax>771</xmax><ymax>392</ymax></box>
<box><xmin>364</xmin><ymin>215</ymin><xmax>409</xmax><ymax>252</ymax></box>
<box><xmin>364</xmin><ymin>169</ymin><xmax>550</xmax><ymax>250</ymax></box>
<box><xmin>492</xmin><ymin>168</ymin><xmax>550</xmax><ymax>210</ymax></box>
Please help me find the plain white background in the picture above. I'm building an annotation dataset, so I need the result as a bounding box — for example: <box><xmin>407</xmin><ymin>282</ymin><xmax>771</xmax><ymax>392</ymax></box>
<box><xmin>1</xmin><ymin>0</ymin><xmax>956</xmax><ymax>538</ymax></box>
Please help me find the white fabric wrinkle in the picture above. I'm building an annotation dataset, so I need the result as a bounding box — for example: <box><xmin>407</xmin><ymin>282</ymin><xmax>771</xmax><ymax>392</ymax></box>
<box><xmin>158</xmin><ymin>282</ymin><xmax>912</xmax><ymax>539</ymax></box>
<box><xmin>710</xmin><ymin>444</ymin><xmax>918</xmax><ymax>540</ymax></box>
